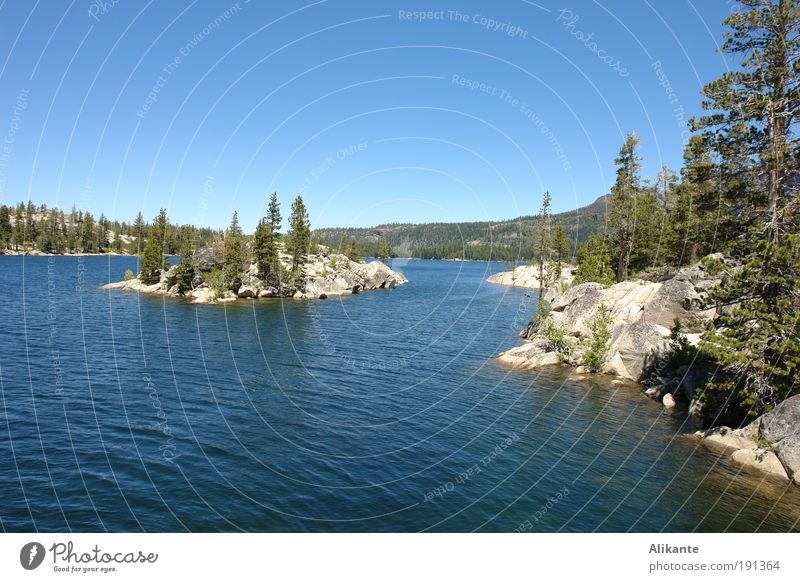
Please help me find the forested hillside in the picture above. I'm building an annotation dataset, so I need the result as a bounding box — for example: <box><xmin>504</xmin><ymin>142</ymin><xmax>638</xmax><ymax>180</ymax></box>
<box><xmin>313</xmin><ymin>195</ymin><xmax>608</xmax><ymax>261</ymax></box>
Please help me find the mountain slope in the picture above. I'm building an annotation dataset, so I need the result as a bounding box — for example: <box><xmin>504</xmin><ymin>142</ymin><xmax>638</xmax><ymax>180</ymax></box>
<box><xmin>314</xmin><ymin>196</ymin><xmax>608</xmax><ymax>261</ymax></box>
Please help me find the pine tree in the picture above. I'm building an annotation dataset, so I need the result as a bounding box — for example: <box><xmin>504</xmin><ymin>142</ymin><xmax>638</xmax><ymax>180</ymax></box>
<box><xmin>695</xmin><ymin>0</ymin><xmax>800</xmax><ymax>421</ymax></box>
<box><xmin>345</xmin><ymin>236</ymin><xmax>361</xmax><ymax>262</ymax></box>
<box><xmin>574</xmin><ymin>233</ymin><xmax>614</xmax><ymax>285</ymax></box>
<box><xmin>629</xmin><ymin>190</ymin><xmax>665</xmax><ymax>273</ymax></box>
<box><xmin>655</xmin><ymin>165</ymin><xmax>678</xmax><ymax>214</ymax></box>
<box><xmin>534</xmin><ymin>191</ymin><xmax>552</xmax><ymax>302</ymax></box>
<box><xmin>551</xmin><ymin>225</ymin><xmax>572</xmax><ymax>281</ymax></box>
<box><xmin>378</xmin><ymin>237</ymin><xmax>391</xmax><ymax>262</ymax></box>
<box><xmin>253</xmin><ymin>216</ymin><xmax>281</xmax><ymax>286</ymax></box>
<box><xmin>81</xmin><ymin>212</ymin><xmax>95</xmax><ymax>252</ymax></box>
<box><xmin>13</xmin><ymin>204</ymin><xmax>24</xmax><ymax>250</ymax></box>
<box><xmin>139</xmin><ymin>210</ymin><xmax>169</xmax><ymax>284</ymax></box>
<box><xmin>286</xmin><ymin>196</ymin><xmax>311</xmax><ymax>280</ymax></box>
<box><xmin>0</xmin><ymin>205</ymin><xmax>11</xmax><ymax>249</ymax></box>
<box><xmin>669</xmin><ymin>135</ymin><xmax>718</xmax><ymax>265</ymax></box>
<box><xmin>692</xmin><ymin>0</ymin><xmax>800</xmax><ymax>244</ymax></box>
<box><xmin>609</xmin><ymin>134</ymin><xmax>642</xmax><ymax>281</ymax></box>
<box><xmin>223</xmin><ymin>211</ymin><xmax>244</xmax><ymax>289</ymax></box>
<box><xmin>702</xmin><ymin>234</ymin><xmax>800</xmax><ymax>418</ymax></box>
<box><xmin>267</xmin><ymin>192</ymin><xmax>282</xmax><ymax>233</ymax></box>
<box><xmin>132</xmin><ymin>212</ymin><xmax>145</xmax><ymax>255</ymax></box>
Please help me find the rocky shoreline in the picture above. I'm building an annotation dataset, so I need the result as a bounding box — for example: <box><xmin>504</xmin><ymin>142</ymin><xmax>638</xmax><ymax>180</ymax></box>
<box><xmin>492</xmin><ymin>259</ymin><xmax>720</xmax><ymax>384</ymax></box>
<box><xmin>696</xmin><ymin>395</ymin><xmax>800</xmax><ymax>485</ymax></box>
<box><xmin>486</xmin><ymin>263</ymin><xmax>576</xmax><ymax>289</ymax></box>
<box><xmin>103</xmin><ymin>244</ymin><xmax>408</xmax><ymax>304</ymax></box>
<box><xmin>489</xmin><ymin>255</ymin><xmax>800</xmax><ymax>487</ymax></box>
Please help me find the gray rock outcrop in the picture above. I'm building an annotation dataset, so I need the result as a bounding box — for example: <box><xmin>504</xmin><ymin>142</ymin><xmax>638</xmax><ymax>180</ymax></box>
<box><xmin>498</xmin><ymin>258</ymin><xmax>722</xmax><ymax>382</ymax></box>
<box><xmin>698</xmin><ymin>394</ymin><xmax>800</xmax><ymax>485</ymax></box>
<box><xmin>487</xmin><ymin>263</ymin><xmax>576</xmax><ymax>290</ymax></box>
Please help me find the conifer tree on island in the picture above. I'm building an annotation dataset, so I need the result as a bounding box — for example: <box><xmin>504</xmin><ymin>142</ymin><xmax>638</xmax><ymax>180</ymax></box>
<box><xmin>378</xmin><ymin>237</ymin><xmax>391</xmax><ymax>262</ymax></box>
<box><xmin>286</xmin><ymin>195</ymin><xmax>311</xmax><ymax>282</ymax></box>
<box><xmin>223</xmin><ymin>211</ymin><xmax>244</xmax><ymax>289</ymax></box>
<box><xmin>139</xmin><ymin>208</ymin><xmax>169</xmax><ymax>284</ymax></box>
<box><xmin>253</xmin><ymin>193</ymin><xmax>282</xmax><ymax>287</ymax></box>
<box><xmin>346</xmin><ymin>236</ymin><xmax>361</xmax><ymax>262</ymax></box>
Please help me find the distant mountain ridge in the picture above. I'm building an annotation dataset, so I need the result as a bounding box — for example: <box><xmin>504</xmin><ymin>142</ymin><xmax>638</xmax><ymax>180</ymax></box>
<box><xmin>314</xmin><ymin>196</ymin><xmax>608</xmax><ymax>261</ymax></box>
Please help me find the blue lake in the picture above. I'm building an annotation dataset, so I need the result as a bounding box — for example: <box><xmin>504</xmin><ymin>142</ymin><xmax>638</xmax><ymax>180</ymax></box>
<box><xmin>1</xmin><ymin>256</ymin><xmax>798</xmax><ymax>532</ymax></box>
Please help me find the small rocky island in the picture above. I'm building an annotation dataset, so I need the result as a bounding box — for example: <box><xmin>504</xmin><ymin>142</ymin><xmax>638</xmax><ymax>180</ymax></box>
<box><xmin>104</xmin><ymin>243</ymin><xmax>408</xmax><ymax>304</ymax></box>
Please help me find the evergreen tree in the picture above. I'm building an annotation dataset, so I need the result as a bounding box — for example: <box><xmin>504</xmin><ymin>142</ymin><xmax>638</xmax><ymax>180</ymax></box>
<box><xmin>253</xmin><ymin>216</ymin><xmax>281</xmax><ymax>286</ymax></box>
<box><xmin>702</xmin><ymin>234</ymin><xmax>800</xmax><ymax>419</ymax></box>
<box><xmin>132</xmin><ymin>211</ymin><xmax>145</xmax><ymax>255</ymax></box>
<box><xmin>551</xmin><ymin>225</ymin><xmax>571</xmax><ymax>279</ymax></box>
<box><xmin>139</xmin><ymin>210</ymin><xmax>169</xmax><ymax>284</ymax></box>
<box><xmin>629</xmin><ymin>190</ymin><xmax>665</xmax><ymax>273</ymax></box>
<box><xmin>378</xmin><ymin>237</ymin><xmax>391</xmax><ymax>262</ymax></box>
<box><xmin>609</xmin><ymin>134</ymin><xmax>642</xmax><ymax>281</ymax></box>
<box><xmin>286</xmin><ymin>196</ymin><xmax>311</xmax><ymax>280</ymax></box>
<box><xmin>694</xmin><ymin>0</ymin><xmax>800</xmax><ymax>421</ymax></box>
<box><xmin>574</xmin><ymin>233</ymin><xmax>614</xmax><ymax>285</ymax></box>
<box><xmin>346</xmin><ymin>236</ymin><xmax>361</xmax><ymax>262</ymax></box>
<box><xmin>669</xmin><ymin>135</ymin><xmax>719</xmax><ymax>265</ymax></box>
<box><xmin>692</xmin><ymin>0</ymin><xmax>800</xmax><ymax>244</ymax></box>
<box><xmin>223</xmin><ymin>211</ymin><xmax>244</xmax><ymax>289</ymax></box>
<box><xmin>0</xmin><ymin>205</ymin><xmax>11</xmax><ymax>249</ymax></box>
<box><xmin>80</xmin><ymin>212</ymin><xmax>95</xmax><ymax>252</ymax></box>
<box><xmin>152</xmin><ymin>208</ymin><xmax>169</xmax><ymax>252</ymax></box>
<box><xmin>655</xmin><ymin>165</ymin><xmax>678</xmax><ymax>214</ymax></box>
<box><xmin>13</xmin><ymin>204</ymin><xmax>24</xmax><ymax>250</ymax></box>
<box><xmin>534</xmin><ymin>191</ymin><xmax>552</xmax><ymax>302</ymax></box>
<box><xmin>267</xmin><ymin>191</ymin><xmax>282</xmax><ymax>233</ymax></box>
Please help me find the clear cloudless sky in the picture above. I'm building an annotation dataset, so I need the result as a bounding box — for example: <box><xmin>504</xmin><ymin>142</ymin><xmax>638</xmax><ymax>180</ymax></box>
<box><xmin>0</xmin><ymin>0</ymin><xmax>737</xmax><ymax>232</ymax></box>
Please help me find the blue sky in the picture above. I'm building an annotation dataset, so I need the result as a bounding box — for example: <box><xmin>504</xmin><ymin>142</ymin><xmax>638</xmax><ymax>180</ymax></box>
<box><xmin>0</xmin><ymin>0</ymin><xmax>735</xmax><ymax>231</ymax></box>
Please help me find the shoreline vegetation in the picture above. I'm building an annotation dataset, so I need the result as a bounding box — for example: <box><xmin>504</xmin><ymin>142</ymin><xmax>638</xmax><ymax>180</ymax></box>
<box><xmin>487</xmin><ymin>2</ymin><xmax>800</xmax><ymax>486</ymax></box>
<box><xmin>100</xmin><ymin>193</ymin><xmax>407</xmax><ymax>303</ymax></box>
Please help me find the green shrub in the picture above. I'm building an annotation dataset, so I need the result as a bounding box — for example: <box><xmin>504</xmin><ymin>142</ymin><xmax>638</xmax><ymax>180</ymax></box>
<box><xmin>167</xmin><ymin>258</ymin><xmax>197</xmax><ymax>295</ymax></box>
<box><xmin>581</xmin><ymin>304</ymin><xmax>613</xmax><ymax>371</ymax></box>
<box><xmin>701</xmin><ymin>255</ymin><xmax>726</xmax><ymax>275</ymax></box>
<box><xmin>667</xmin><ymin>318</ymin><xmax>697</xmax><ymax>366</ymax></box>
<box><xmin>123</xmin><ymin>269</ymin><xmax>134</xmax><ymax>281</ymax></box>
<box><xmin>541</xmin><ymin>319</ymin><xmax>570</xmax><ymax>356</ymax></box>
<box><xmin>205</xmin><ymin>267</ymin><xmax>228</xmax><ymax>298</ymax></box>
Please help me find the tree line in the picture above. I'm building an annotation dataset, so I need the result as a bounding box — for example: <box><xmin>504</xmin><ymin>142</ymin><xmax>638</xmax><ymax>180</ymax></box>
<box><xmin>541</xmin><ymin>0</ymin><xmax>798</xmax><ymax>419</ymax></box>
<box><xmin>0</xmin><ymin>200</ymin><xmax>217</xmax><ymax>255</ymax></box>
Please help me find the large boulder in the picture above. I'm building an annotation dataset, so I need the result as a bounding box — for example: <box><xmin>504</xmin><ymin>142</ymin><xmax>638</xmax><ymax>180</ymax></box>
<box><xmin>192</xmin><ymin>245</ymin><xmax>224</xmax><ymax>271</ymax></box>
<box><xmin>775</xmin><ymin>435</ymin><xmax>800</xmax><ymax>485</ymax></box>
<box><xmin>500</xmin><ymin>259</ymin><xmax>723</xmax><ymax>382</ymax></box>
<box><xmin>487</xmin><ymin>263</ymin><xmax>576</xmax><ymax>290</ymax></box>
<box><xmin>498</xmin><ymin>339</ymin><xmax>562</xmax><ymax>369</ymax></box>
<box><xmin>699</xmin><ymin>395</ymin><xmax>800</xmax><ymax>486</ymax></box>
<box><xmin>607</xmin><ymin>320</ymin><xmax>669</xmax><ymax>381</ymax></box>
<box><xmin>731</xmin><ymin>449</ymin><xmax>789</xmax><ymax>480</ymax></box>
<box><xmin>237</xmin><ymin>285</ymin><xmax>258</xmax><ymax>299</ymax></box>
<box><xmin>759</xmin><ymin>396</ymin><xmax>800</xmax><ymax>443</ymax></box>
<box><xmin>188</xmin><ymin>285</ymin><xmax>216</xmax><ymax>304</ymax></box>
<box><xmin>355</xmin><ymin>260</ymin><xmax>408</xmax><ymax>290</ymax></box>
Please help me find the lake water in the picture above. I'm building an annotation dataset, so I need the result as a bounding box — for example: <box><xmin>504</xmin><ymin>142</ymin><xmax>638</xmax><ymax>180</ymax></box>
<box><xmin>1</xmin><ymin>256</ymin><xmax>798</xmax><ymax>532</ymax></box>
